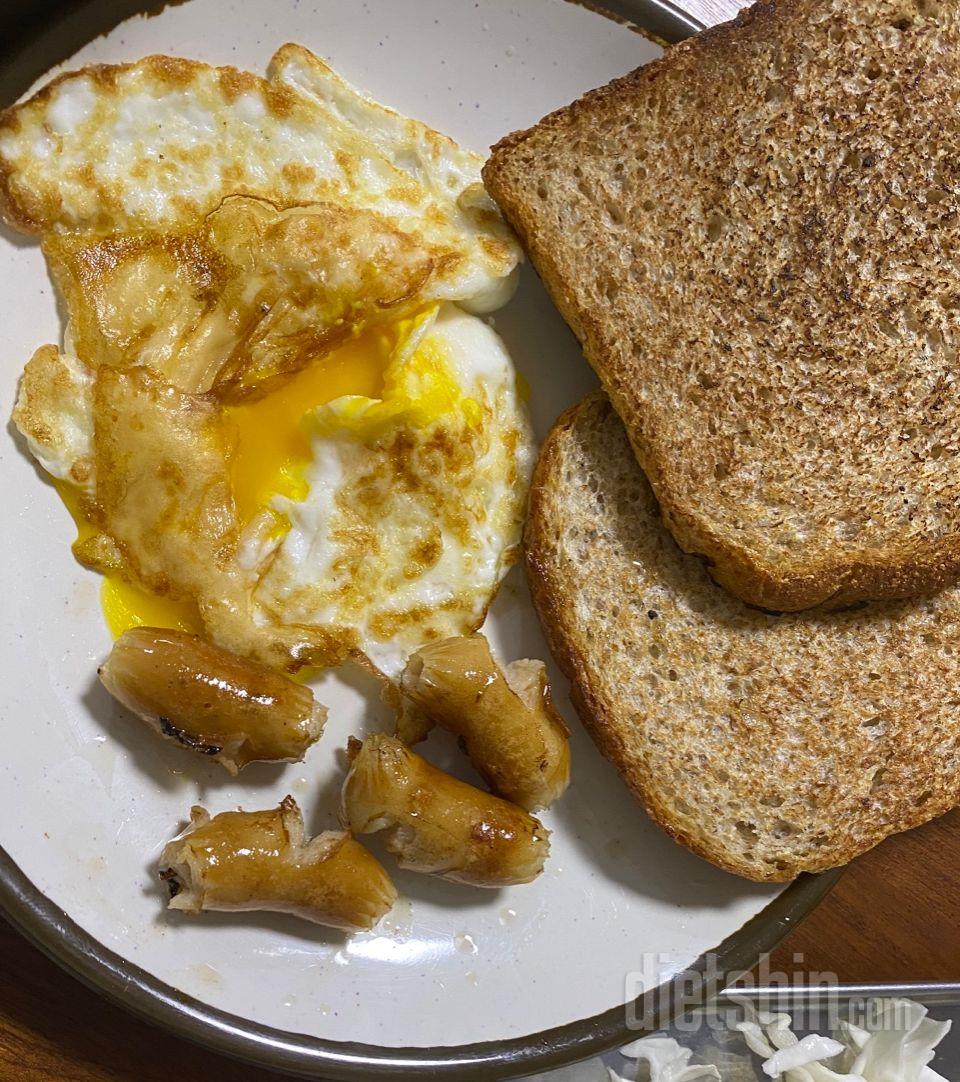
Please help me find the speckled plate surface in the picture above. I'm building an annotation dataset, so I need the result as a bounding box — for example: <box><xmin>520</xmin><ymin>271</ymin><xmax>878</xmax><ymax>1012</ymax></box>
<box><xmin>0</xmin><ymin>1</ymin><xmax>838</xmax><ymax>1076</ymax></box>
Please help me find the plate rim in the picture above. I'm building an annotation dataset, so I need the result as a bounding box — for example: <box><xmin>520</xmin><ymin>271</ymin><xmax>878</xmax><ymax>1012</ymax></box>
<box><xmin>0</xmin><ymin>846</ymin><xmax>843</xmax><ymax>1079</ymax></box>
<box><xmin>0</xmin><ymin>0</ymin><xmax>843</xmax><ymax>1077</ymax></box>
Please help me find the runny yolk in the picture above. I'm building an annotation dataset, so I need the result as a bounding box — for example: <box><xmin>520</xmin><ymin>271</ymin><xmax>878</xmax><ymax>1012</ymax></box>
<box><xmin>53</xmin><ymin>479</ymin><xmax>201</xmax><ymax>637</ymax></box>
<box><xmin>223</xmin><ymin>325</ymin><xmax>388</xmax><ymax>527</ymax></box>
<box><xmin>100</xmin><ymin>578</ymin><xmax>201</xmax><ymax>638</ymax></box>
<box><xmin>52</xmin><ymin>326</ymin><xmax>390</xmax><ymax>639</ymax></box>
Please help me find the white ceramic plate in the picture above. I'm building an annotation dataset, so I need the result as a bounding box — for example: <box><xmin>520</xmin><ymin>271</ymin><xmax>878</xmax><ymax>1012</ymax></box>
<box><xmin>0</xmin><ymin>1</ymin><xmax>836</xmax><ymax>1076</ymax></box>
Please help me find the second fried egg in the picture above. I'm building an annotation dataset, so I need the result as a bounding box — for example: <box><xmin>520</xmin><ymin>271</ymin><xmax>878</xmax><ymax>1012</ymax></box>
<box><xmin>247</xmin><ymin>303</ymin><xmax>532</xmax><ymax>676</ymax></box>
<box><xmin>22</xmin><ymin>303</ymin><xmax>532</xmax><ymax>678</ymax></box>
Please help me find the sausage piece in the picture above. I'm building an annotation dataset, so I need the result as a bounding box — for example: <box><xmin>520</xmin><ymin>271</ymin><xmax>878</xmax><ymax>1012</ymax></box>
<box><xmin>341</xmin><ymin>733</ymin><xmax>549</xmax><ymax>887</ymax></box>
<box><xmin>398</xmin><ymin>634</ymin><xmax>570</xmax><ymax>810</ymax></box>
<box><xmin>159</xmin><ymin>796</ymin><xmax>396</xmax><ymax>930</ymax></box>
<box><xmin>99</xmin><ymin>627</ymin><xmax>326</xmax><ymax>774</ymax></box>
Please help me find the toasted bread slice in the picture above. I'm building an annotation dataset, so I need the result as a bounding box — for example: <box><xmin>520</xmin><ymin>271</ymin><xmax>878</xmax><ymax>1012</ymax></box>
<box><xmin>526</xmin><ymin>393</ymin><xmax>960</xmax><ymax>881</ymax></box>
<box><xmin>487</xmin><ymin>0</ymin><xmax>960</xmax><ymax>612</ymax></box>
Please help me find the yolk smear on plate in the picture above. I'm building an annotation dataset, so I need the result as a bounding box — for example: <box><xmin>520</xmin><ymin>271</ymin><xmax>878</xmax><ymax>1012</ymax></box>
<box><xmin>53</xmin><ymin>478</ymin><xmax>98</xmax><ymax>546</ymax></box>
<box><xmin>100</xmin><ymin>578</ymin><xmax>201</xmax><ymax>638</ymax></box>
<box><xmin>53</xmin><ymin>479</ymin><xmax>201</xmax><ymax>637</ymax></box>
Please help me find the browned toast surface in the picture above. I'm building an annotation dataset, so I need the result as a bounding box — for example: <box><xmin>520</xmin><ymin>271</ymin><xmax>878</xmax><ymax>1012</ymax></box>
<box><xmin>526</xmin><ymin>393</ymin><xmax>960</xmax><ymax>881</ymax></box>
<box><xmin>487</xmin><ymin>0</ymin><xmax>960</xmax><ymax>612</ymax></box>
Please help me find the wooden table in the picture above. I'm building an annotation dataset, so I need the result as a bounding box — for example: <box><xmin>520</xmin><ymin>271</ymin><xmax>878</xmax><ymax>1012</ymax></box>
<box><xmin>4</xmin><ymin>0</ymin><xmax>957</xmax><ymax>1077</ymax></box>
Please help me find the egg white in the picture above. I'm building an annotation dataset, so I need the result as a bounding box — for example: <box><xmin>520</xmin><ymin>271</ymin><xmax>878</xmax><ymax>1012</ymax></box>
<box><xmin>0</xmin><ymin>46</ymin><xmax>519</xmax><ymax>314</ymax></box>
<box><xmin>250</xmin><ymin>303</ymin><xmax>533</xmax><ymax>677</ymax></box>
<box><xmin>8</xmin><ymin>47</ymin><xmax>531</xmax><ymax>675</ymax></box>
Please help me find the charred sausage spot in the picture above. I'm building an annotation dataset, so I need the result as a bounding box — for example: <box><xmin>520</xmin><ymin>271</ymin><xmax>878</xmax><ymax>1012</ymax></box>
<box><xmin>158</xmin><ymin>716</ymin><xmax>222</xmax><ymax>756</ymax></box>
<box><xmin>158</xmin><ymin>867</ymin><xmax>182</xmax><ymax>898</ymax></box>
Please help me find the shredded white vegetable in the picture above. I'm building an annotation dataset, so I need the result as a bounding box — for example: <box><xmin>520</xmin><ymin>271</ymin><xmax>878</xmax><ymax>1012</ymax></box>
<box><xmin>614</xmin><ymin>1035</ymin><xmax>722</xmax><ymax>1081</ymax></box>
<box><xmin>609</xmin><ymin>998</ymin><xmax>951</xmax><ymax>1082</ymax></box>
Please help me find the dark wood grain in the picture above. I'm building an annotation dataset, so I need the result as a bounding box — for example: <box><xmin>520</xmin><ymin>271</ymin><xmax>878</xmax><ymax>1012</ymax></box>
<box><xmin>0</xmin><ymin>913</ymin><xmax>289</xmax><ymax>1081</ymax></box>
<box><xmin>1</xmin><ymin>809</ymin><xmax>957</xmax><ymax>1081</ymax></box>
<box><xmin>769</xmin><ymin>809</ymin><xmax>960</xmax><ymax>983</ymax></box>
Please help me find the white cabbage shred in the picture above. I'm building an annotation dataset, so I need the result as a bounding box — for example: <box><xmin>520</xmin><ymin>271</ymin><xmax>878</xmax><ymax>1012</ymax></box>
<box><xmin>606</xmin><ymin>999</ymin><xmax>950</xmax><ymax>1082</ymax></box>
<box><xmin>613</xmin><ymin>1036</ymin><xmax>722</xmax><ymax>1081</ymax></box>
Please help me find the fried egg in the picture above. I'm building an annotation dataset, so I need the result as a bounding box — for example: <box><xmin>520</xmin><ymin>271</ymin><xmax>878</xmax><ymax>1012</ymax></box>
<box><xmin>18</xmin><ymin>304</ymin><xmax>531</xmax><ymax>676</ymax></box>
<box><xmin>251</xmin><ymin>303</ymin><xmax>532</xmax><ymax>676</ymax></box>
<box><xmin>0</xmin><ymin>45</ymin><xmax>518</xmax><ymax>312</ymax></box>
<box><xmin>41</xmin><ymin>194</ymin><xmax>510</xmax><ymax>400</ymax></box>
<box><xmin>7</xmin><ymin>46</ymin><xmax>531</xmax><ymax>678</ymax></box>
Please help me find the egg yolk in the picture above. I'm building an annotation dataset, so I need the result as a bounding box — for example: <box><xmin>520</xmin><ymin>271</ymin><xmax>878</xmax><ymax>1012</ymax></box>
<box><xmin>223</xmin><ymin>322</ymin><xmax>388</xmax><ymax>526</ymax></box>
<box><xmin>54</xmin><ymin>322</ymin><xmax>394</xmax><ymax>639</ymax></box>
<box><xmin>100</xmin><ymin>578</ymin><xmax>201</xmax><ymax>638</ymax></box>
<box><xmin>53</xmin><ymin>479</ymin><xmax>202</xmax><ymax>636</ymax></box>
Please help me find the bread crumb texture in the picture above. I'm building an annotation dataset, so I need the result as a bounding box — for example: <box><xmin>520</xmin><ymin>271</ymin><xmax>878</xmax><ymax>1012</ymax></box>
<box><xmin>526</xmin><ymin>394</ymin><xmax>960</xmax><ymax>881</ymax></box>
<box><xmin>487</xmin><ymin>0</ymin><xmax>960</xmax><ymax>611</ymax></box>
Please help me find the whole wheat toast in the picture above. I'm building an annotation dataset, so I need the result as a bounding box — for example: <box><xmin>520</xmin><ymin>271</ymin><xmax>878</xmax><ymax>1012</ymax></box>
<box><xmin>526</xmin><ymin>393</ymin><xmax>960</xmax><ymax>881</ymax></box>
<box><xmin>486</xmin><ymin>0</ymin><xmax>960</xmax><ymax>612</ymax></box>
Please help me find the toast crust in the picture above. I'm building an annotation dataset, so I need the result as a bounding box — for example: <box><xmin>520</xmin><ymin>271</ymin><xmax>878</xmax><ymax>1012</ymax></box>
<box><xmin>488</xmin><ymin>0</ymin><xmax>960</xmax><ymax>612</ymax></box>
<box><xmin>526</xmin><ymin>399</ymin><xmax>769</xmax><ymax>879</ymax></box>
<box><xmin>525</xmin><ymin>394</ymin><xmax>960</xmax><ymax>881</ymax></box>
